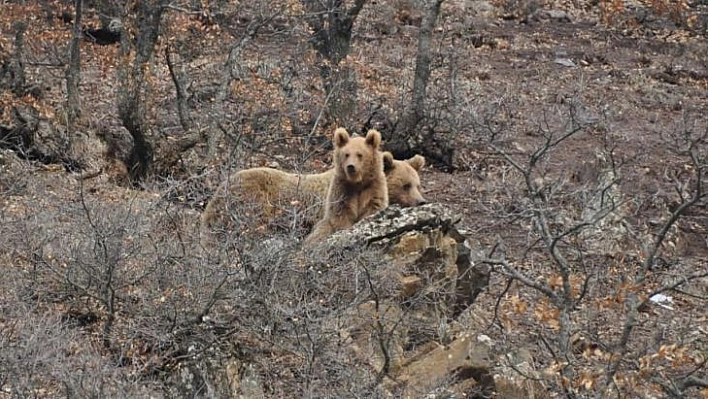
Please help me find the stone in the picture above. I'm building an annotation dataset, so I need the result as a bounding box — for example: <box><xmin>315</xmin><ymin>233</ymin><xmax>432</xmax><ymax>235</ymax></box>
<box><xmin>394</xmin><ymin>331</ymin><xmax>493</xmax><ymax>398</ymax></box>
<box><xmin>310</xmin><ymin>204</ymin><xmax>552</xmax><ymax>397</ymax></box>
<box><xmin>464</xmin><ymin>0</ymin><xmax>498</xmax><ymax>20</ymax></box>
<box><xmin>493</xmin><ymin>348</ymin><xmax>546</xmax><ymax>398</ymax></box>
<box><xmin>324</xmin><ymin>204</ymin><xmax>462</xmax><ymax>249</ymax></box>
<box><xmin>527</xmin><ymin>9</ymin><xmax>572</xmax><ymax>24</ymax></box>
<box><xmin>164</xmin><ymin>345</ymin><xmax>264</xmax><ymax>398</ymax></box>
<box><xmin>314</xmin><ymin>204</ymin><xmax>497</xmax><ymax>395</ymax></box>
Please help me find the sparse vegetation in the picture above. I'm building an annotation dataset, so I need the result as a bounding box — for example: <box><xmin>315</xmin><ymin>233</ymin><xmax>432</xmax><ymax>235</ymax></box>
<box><xmin>1</xmin><ymin>0</ymin><xmax>706</xmax><ymax>397</ymax></box>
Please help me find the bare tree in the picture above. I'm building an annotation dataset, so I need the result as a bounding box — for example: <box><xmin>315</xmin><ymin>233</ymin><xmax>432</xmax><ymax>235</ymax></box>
<box><xmin>301</xmin><ymin>0</ymin><xmax>367</xmax><ymax>126</ymax></box>
<box><xmin>111</xmin><ymin>1</ymin><xmax>206</xmax><ymax>183</ymax></box>
<box><xmin>476</xmin><ymin>100</ymin><xmax>707</xmax><ymax>397</ymax></box>
<box><xmin>387</xmin><ymin>0</ymin><xmax>455</xmax><ymax>167</ymax></box>
<box><xmin>65</xmin><ymin>0</ymin><xmax>82</xmax><ymax>128</ymax></box>
<box><xmin>163</xmin><ymin>38</ymin><xmax>199</xmax><ymax>135</ymax></box>
<box><xmin>402</xmin><ymin>0</ymin><xmax>444</xmax><ymax>134</ymax></box>
<box><xmin>116</xmin><ymin>0</ymin><xmax>168</xmax><ymax>183</ymax></box>
<box><xmin>598</xmin><ymin>115</ymin><xmax>707</xmax><ymax>398</ymax></box>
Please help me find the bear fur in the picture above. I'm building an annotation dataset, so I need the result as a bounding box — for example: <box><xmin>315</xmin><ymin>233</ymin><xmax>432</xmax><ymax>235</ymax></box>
<box><xmin>202</xmin><ymin>167</ymin><xmax>332</xmax><ymax>235</ymax></box>
<box><xmin>305</xmin><ymin>128</ymin><xmax>388</xmax><ymax>243</ymax></box>
<box><xmin>382</xmin><ymin>152</ymin><xmax>426</xmax><ymax>208</ymax></box>
<box><xmin>201</xmin><ymin>152</ymin><xmax>426</xmax><ymax>235</ymax></box>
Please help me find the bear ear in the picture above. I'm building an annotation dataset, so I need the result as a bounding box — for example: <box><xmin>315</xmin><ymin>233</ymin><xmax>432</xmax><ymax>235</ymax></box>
<box><xmin>333</xmin><ymin>128</ymin><xmax>350</xmax><ymax>148</ymax></box>
<box><xmin>407</xmin><ymin>155</ymin><xmax>426</xmax><ymax>171</ymax></box>
<box><xmin>365</xmin><ymin>129</ymin><xmax>382</xmax><ymax>149</ymax></box>
<box><xmin>382</xmin><ymin>152</ymin><xmax>395</xmax><ymax>174</ymax></box>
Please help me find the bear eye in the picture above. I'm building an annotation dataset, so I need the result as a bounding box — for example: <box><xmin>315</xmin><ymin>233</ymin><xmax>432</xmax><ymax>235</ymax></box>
<box><xmin>403</xmin><ymin>183</ymin><xmax>412</xmax><ymax>191</ymax></box>
<box><xmin>357</xmin><ymin>153</ymin><xmax>363</xmax><ymax>160</ymax></box>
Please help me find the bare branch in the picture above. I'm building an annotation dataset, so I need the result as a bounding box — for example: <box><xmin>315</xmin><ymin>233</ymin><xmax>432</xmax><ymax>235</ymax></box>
<box><xmin>643</xmin><ymin>270</ymin><xmax>708</xmax><ymax>305</ymax></box>
<box><xmin>484</xmin><ymin>258</ymin><xmax>558</xmax><ymax>301</ymax></box>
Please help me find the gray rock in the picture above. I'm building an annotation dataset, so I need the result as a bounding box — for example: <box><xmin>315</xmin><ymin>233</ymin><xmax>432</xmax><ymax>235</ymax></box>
<box><xmin>465</xmin><ymin>0</ymin><xmax>499</xmax><ymax>19</ymax></box>
<box><xmin>554</xmin><ymin>58</ymin><xmax>577</xmax><ymax>67</ymax></box>
<box><xmin>528</xmin><ymin>8</ymin><xmax>572</xmax><ymax>24</ymax></box>
<box><xmin>325</xmin><ymin>203</ymin><xmax>462</xmax><ymax>249</ymax></box>
<box><xmin>315</xmin><ymin>204</ymin><xmax>499</xmax><ymax>395</ymax></box>
<box><xmin>307</xmin><ymin>203</ymin><xmax>549</xmax><ymax>397</ymax></box>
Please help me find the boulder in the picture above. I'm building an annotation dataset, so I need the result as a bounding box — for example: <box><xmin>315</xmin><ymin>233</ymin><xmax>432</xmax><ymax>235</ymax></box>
<box><xmin>325</xmin><ymin>204</ymin><xmax>485</xmax><ymax>331</ymax></box>
<box><xmin>393</xmin><ymin>331</ymin><xmax>493</xmax><ymax>398</ymax></box>
<box><xmin>312</xmin><ymin>204</ymin><xmax>549</xmax><ymax>397</ymax></box>
<box><xmin>325</xmin><ymin>204</ymin><xmax>490</xmax><ymax>316</ymax></box>
<box><xmin>317</xmin><ymin>204</ymin><xmax>496</xmax><ymax>394</ymax></box>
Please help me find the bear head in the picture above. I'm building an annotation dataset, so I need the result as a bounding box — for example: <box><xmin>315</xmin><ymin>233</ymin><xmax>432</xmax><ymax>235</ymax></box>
<box><xmin>382</xmin><ymin>152</ymin><xmax>427</xmax><ymax>207</ymax></box>
<box><xmin>333</xmin><ymin>128</ymin><xmax>382</xmax><ymax>184</ymax></box>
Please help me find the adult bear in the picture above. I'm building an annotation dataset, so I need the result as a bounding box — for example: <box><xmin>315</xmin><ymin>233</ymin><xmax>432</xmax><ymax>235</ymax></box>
<box><xmin>305</xmin><ymin>128</ymin><xmax>388</xmax><ymax>243</ymax></box>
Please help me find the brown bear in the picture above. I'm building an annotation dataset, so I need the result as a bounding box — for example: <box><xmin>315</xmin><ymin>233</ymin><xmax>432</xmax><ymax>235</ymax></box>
<box><xmin>202</xmin><ymin>167</ymin><xmax>332</xmax><ymax>235</ymax></box>
<box><xmin>382</xmin><ymin>152</ymin><xmax>426</xmax><ymax>208</ymax></box>
<box><xmin>305</xmin><ymin>128</ymin><xmax>388</xmax><ymax>243</ymax></box>
<box><xmin>201</xmin><ymin>152</ymin><xmax>426</xmax><ymax>235</ymax></box>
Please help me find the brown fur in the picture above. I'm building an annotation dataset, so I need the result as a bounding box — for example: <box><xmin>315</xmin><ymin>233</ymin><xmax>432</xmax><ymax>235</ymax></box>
<box><xmin>201</xmin><ymin>153</ymin><xmax>427</xmax><ymax>233</ymax></box>
<box><xmin>201</xmin><ymin>168</ymin><xmax>330</xmax><ymax>233</ymax></box>
<box><xmin>305</xmin><ymin>128</ymin><xmax>388</xmax><ymax>243</ymax></box>
<box><xmin>382</xmin><ymin>152</ymin><xmax>427</xmax><ymax>207</ymax></box>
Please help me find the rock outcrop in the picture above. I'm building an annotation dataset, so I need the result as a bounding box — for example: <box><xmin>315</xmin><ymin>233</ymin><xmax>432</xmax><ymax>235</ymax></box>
<box><xmin>311</xmin><ymin>203</ymin><xmax>524</xmax><ymax>397</ymax></box>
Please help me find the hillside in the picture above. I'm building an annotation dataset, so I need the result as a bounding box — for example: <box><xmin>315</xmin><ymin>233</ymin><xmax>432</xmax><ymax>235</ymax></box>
<box><xmin>1</xmin><ymin>0</ymin><xmax>707</xmax><ymax>397</ymax></box>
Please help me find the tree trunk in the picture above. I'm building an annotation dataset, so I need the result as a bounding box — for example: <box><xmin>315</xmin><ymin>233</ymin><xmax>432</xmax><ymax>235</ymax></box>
<box><xmin>116</xmin><ymin>1</ymin><xmax>167</xmax><ymax>183</ymax></box>
<box><xmin>301</xmin><ymin>0</ymin><xmax>367</xmax><ymax>128</ymax></box>
<box><xmin>66</xmin><ymin>0</ymin><xmax>82</xmax><ymax>128</ymax></box>
<box><xmin>7</xmin><ymin>21</ymin><xmax>27</xmax><ymax>97</ymax></box>
<box><xmin>406</xmin><ymin>0</ymin><xmax>443</xmax><ymax>132</ymax></box>
<box><xmin>165</xmin><ymin>44</ymin><xmax>192</xmax><ymax>132</ymax></box>
<box><xmin>388</xmin><ymin>0</ymin><xmax>455</xmax><ymax>168</ymax></box>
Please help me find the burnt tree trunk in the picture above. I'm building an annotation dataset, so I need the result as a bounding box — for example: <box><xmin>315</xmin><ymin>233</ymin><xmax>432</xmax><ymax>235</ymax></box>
<box><xmin>388</xmin><ymin>0</ymin><xmax>454</xmax><ymax>168</ymax></box>
<box><xmin>302</xmin><ymin>0</ymin><xmax>367</xmax><ymax>128</ymax></box>
<box><xmin>116</xmin><ymin>1</ymin><xmax>167</xmax><ymax>183</ymax></box>
<box><xmin>66</xmin><ymin>0</ymin><xmax>82</xmax><ymax>127</ymax></box>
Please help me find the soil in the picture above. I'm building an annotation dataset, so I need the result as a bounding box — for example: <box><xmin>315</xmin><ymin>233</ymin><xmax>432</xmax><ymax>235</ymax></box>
<box><xmin>1</xmin><ymin>0</ymin><xmax>707</xmax><ymax>396</ymax></box>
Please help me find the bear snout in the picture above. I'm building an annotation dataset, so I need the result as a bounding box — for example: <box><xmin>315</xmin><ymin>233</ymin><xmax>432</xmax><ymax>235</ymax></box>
<box><xmin>346</xmin><ymin>164</ymin><xmax>357</xmax><ymax>174</ymax></box>
<box><xmin>417</xmin><ymin>198</ymin><xmax>428</xmax><ymax>206</ymax></box>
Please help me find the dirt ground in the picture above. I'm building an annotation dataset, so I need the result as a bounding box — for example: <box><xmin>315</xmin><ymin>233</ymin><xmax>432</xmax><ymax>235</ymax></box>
<box><xmin>2</xmin><ymin>0</ymin><xmax>707</xmax><ymax>396</ymax></box>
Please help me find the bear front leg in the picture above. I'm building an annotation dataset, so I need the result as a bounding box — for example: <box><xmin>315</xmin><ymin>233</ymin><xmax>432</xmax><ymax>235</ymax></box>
<box><xmin>359</xmin><ymin>193</ymin><xmax>389</xmax><ymax>221</ymax></box>
<box><xmin>304</xmin><ymin>218</ymin><xmax>334</xmax><ymax>245</ymax></box>
<box><xmin>304</xmin><ymin>204</ymin><xmax>357</xmax><ymax>245</ymax></box>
